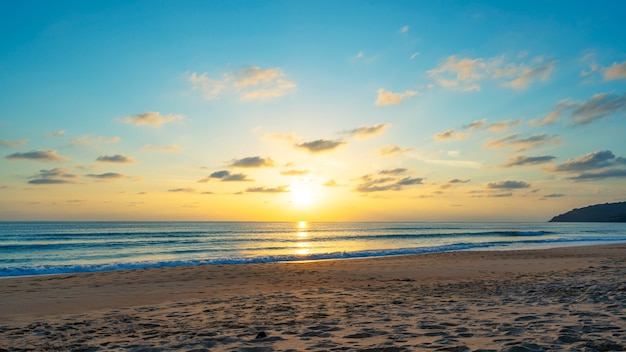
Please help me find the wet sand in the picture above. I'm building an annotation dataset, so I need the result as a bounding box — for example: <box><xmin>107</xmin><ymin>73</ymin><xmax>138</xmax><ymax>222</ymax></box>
<box><xmin>1</xmin><ymin>244</ymin><xmax>625</xmax><ymax>351</ymax></box>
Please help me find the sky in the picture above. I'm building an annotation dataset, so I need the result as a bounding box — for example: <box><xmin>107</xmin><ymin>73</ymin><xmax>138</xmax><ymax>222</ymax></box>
<box><xmin>1</xmin><ymin>0</ymin><xmax>625</xmax><ymax>222</ymax></box>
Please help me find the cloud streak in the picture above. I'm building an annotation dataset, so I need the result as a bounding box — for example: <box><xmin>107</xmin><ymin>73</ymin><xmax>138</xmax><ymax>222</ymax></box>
<box><xmin>343</xmin><ymin>123</ymin><xmax>389</xmax><ymax>139</ymax></box>
<box><xmin>501</xmin><ymin>155</ymin><xmax>556</xmax><ymax>168</ymax></box>
<box><xmin>96</xmin><ymin>155</ymin><xmax>135</xmax><ymax>163</ymax></box>
<box><xmin>123</xmin><ymin>112</ymin><xmax>183</xmax><ymax>127</ymax></box>
<box><xmin>6</xmin><ymin>150</ymin><xmax>69</xmax><ymax>162</ymax></box>
<box><xmin>28</xmin><ymin>168</ymin><xmax>77</xmax><ymax>185</ymax></box>
<box><xmin>355</xmin><ymin>174</ymin><xmax>423</xmax><ymax>193</ymax></box>
<box><xmin>485</xmin><ymin>133</ymin><xmax>561</xmax><ymax>151</ymax></box>
<box><xmin>229</xmin><ymin>156</ymin><xmax>274</xmax><ymax>168</ymax></box>
<box><xmin>295</xmin><ymin>139</ymin><xmax>346</xmax><ymax>154</ymax></box>
<box><xmin>188</xmin><ymin>66</ymin><xmax>296</xmax><ymax>101</ymax></box>
<box><xmin>537</xmin><ymin>93</ymin><xmax>626</xmax><ymax>126</ymax></box>
<box><xmin>427</xmin><ymin>55</ymin><xmax>555</xmax><ymax>92</ymax></box>
<box><xmin>375</xmin><ymin>88</ymin><xmax>418</xmax><ymax>106</ymax></box>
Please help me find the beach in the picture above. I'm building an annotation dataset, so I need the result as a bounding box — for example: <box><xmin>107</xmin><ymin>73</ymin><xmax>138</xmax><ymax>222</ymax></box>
<box><xmin>1</xmin><ymin>244</ymin><xmax>625</xmax><ymax>351</ymax></box>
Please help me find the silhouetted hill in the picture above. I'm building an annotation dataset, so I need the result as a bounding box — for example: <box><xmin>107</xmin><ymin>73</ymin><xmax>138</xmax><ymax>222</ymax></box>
<box><xmin>549</xmin><ymin>201</ymin><xmax>626</xmax><ymax>222</ymax></box>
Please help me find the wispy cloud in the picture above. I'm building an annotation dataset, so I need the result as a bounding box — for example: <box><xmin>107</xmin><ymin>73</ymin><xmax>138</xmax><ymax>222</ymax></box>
<box><xmin>6</xmin><ymin>150</ymin><xmax>69</xmax><ymax>162</ymax></box>
<box><xmin>501</xmin><ymin>155</ymin><xmax>556</xmax><ymax>168</ymax></box>
<box><xmin>85</xmin><ymin>172</ymin><xmax>125</xmax><ymax>181</ymax></box>
<box><xmin>536</xmin><ymin>93</ymin><xmax>626</xmax><ymax>126</ymax></box>
<box><xmin>342</xmin><ymin>123</ymin><xmax>389</xmax><ymax>139</ymax></box>
<box><xmin>427</xmin><ymin>55</ymin><xmax>555</xmax><ymax>92</ymax></box>
<box><xmin>399</xmin><ymin>25</ymin><xmax>409</xmax><ymax>34</ymax></box>
<box><xmin>168</xmin><ymin>187</ymin><xmax>195</xmax><ymax>193</ymax></box>
<box><xmin>246</xmin><ymin>185</ymin><xmax>289</xmax><ymax>193</ymax></box>
<box><xmin>434</xmin><ymin>129</ymin><xmax>468</xmax><ymax>141</ymax></box>
<box><xmin>229</xmin><ymin>156</ymin><xmax>274</xmax><ymax>168</ymax></box>
<box><xmin>188</xmin><ymin>66</ymin><xmax>296</xmax><ymax>101</ymax></box>
<box><xmin>280</xmin><ymin>169</ymin><xmax>309</xmax><ymax>176</ymax></box>
<box><xmin>323</xmin><ymin>179</ymin><xmax>340</xmax><ymax>187</ymax></box>
<box><xmin>187</xmin><ymin>72</ymin><xmax>225</xmax><ymax>100</ymax></box>
<box><xmin>70</xmin><ymin>135</ymin><xmax>120</xmax><ymax>146</ymax></box>
<box><xmin>123</xmin><ymin>112</ymin><xmax>183</xmax><ymax>127</ymax></box>
<box><xmin>1</xmin><ymin>139</ymin><xmax>28</xmax><ymax>147</ymax></box>
<box><xmin>28</xmin><ymin>168</ymin><xmax>77</xmax><ymax>185</ymax></box>
<box><xmin>375</xmin><ymin>88</ymin><xmax>418</xmax><ymax>106</ymax></box>
<box><xmin>46</xmin><ymin>130</ymin><xmax>65</xmax><ymax>138</ymax></box>
<box><xmin>355</xmin><ymin>174</ymin><xmax>424</xmax><ymax>193</ymax></box>
<box><xmin>295</xmin><ymin>139</ymin><xmax>346</xmax><ymax>154</ymax></box>
<box><xmin>200</xmin><ymin>170</ymin><xmax>252</xmax><ymax>182</ymax></box>
<box><xmin>487</xmin><ymin>180</ymin><xmax>531</xmax><ymax>189</ymax></box>
<box><xmin>143</xmin><ymin>145</ymin><xmax>182</xmax><ymax>153</ymax></box>
<box><xmin>552</xmin><ymin>150</ymin><xmax>626</xmax><ymax>172</ymax></box>
<box><xmin>440</xmin><ymin>178</ymin><xmax>471</xmax><ymax>189</ymax></box>
<box><xmin>485</xmin><ymin>133</ymin><xmax>561</xmax><ymax>151</ymax></box>
<box><xmin>376</xmin><ymin>145</ymin><xmax>413</xmax><ymax>158</ymax></box>
<box><xmin>604</xmin><ymin>60</ymin><xmax>626</xmax><ymax>81</ymax></box>
<box><xmin>379</xmin><ymin>168</ymin><xmax>408</xmax><ymax>175</ymax></box>
<box><xmin>567</xmin><ymin>168</ymin><xmax>626</xmax><ymax>181</ymax></box>
<box><xmin>96</xmin><ymin>154</ymin><xmax>135</xmax><ymax>164</ymax></box>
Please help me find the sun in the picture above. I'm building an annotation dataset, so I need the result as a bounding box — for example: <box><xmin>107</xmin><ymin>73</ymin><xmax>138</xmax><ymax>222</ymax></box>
<box><xmin>290</xmin><ymin>185</ymin><xmax>315</xmax><ymax>207</ymax></box>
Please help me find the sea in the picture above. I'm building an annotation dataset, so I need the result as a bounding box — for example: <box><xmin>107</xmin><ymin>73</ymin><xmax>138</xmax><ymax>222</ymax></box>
<box><xmin>1</xmin><ymin>221</ymin><xmax>626</xmax><ymax>278</ymax></box>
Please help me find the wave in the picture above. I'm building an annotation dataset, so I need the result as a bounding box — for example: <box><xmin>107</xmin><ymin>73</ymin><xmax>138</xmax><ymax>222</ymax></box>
<box><xmin>3</xmin><ymin>236</ymin><xmax>626</xmax><ymax>278</ymax></box>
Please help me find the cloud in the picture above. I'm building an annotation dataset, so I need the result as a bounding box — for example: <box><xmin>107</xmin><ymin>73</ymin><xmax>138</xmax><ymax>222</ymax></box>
<box><xmin>501</xmin><ymin>61</ymin><xmax>555</xmax><ymax>90</ymax></box>
<box><xmin>427</xmin><ymin>55</ymin><xmax>555</xmax><ymax>91</ymax></box>
<box><xmin>567</xmin><ymin>168</ymin><xmax>626</xmax><ymax>181</ymax></box>
<box><xmin>552</xmin><ymin>150</ymin><xmax>626</xmax><ymax>172</ymax></box>
<box><xmin>434</xmin><ymin>129</ymin><xmax>468</xmax><ymax>141</ymax></box>
<box><xmin>570</xmin><ymin>93</ymin><xmax>626</xmax><ymax>125</ymax></box>
<box><xmin>6</xmin><ymin>150</ymin><xmax>69</xmax><ymax>162</ymax></box>
<box><xmin>537</xmin><ymin>93</ymin><xmax>626</xmax><ymax>126</ymax></box>
<box><xmin>246</xmin><ymin>185</ymin><xmax>289</xmax><ymax>193</ymax></box>
<box><xmin>168</xmin><ymin>188</ymin><xmax>195</xmax><ymax>193</ymax></box>
<box><xmin>86</xmin><ymin>172</ymin><xmax>125</xmax><ymax>180</ymax></box>
<box><xmin>501</xmin><ymin>155</ymin><xmax>556</xmax><ymax>168</ymax></box>
<box><xmin>229</xmin><ymin>156</ymin><xmax>274</xmax><ymax>168</ymax></box>
<box><xmin>603</xmin><ymin>60</ymin><xmax>626</xmax><ymax>81</ymax></box>
<box><xmin>280</xmin><ymin>169</ymin><xmax>309</xmax><ymax>176</ymax></box>
<box><xmin>375</xmin><ymin>88</ymin><xmax>418</xmax><ymax>106</ymax></box>
<box><xmin>440</xmin><ymin>178</ymin><xmax>471</xmax><ymax>189</ymax></box>
<box><xmin>542</xmin><ymin>193</ymin><xmax>565</xmax><ymax>198</ymax></box>
<box><xmin>96</xmin><ymin>154</ymin><xmax>135</xmax><ymax>163</ymax></box>
<box><xmin>484</xmin><ymin>119</ymin><xmax>521</xmax><ymax>131</ymax></box>
<box><xmin>343</xmin><ymin>123</ymin><xmax>389</xmax><ymax>139</ymax></box>
<box><xmin>295</xmin><ymin>139</ymin><xmax>346</xmax><ymax>153</ymax></box>
<box><xmin>1</xmin><ymin>139</ymin><xmax>28</xmax><ymax>147</ymax></box>
<box><xmin>70</xmin><ymin>135</ymin><xmax>120</xmax><ymax>146</ymax></box>
<box><xmin>323</xmin><ymin>179</ymin><xmax>340</xmax><ymax>187</ymax></box>
<box><xmin>46</xmin><ymin>130</ymin><xmax>65</xmax><ymax>137</ymax></box>
<box><xmin>399</xmin><ymin>25</ymin><xmax>409</xmax><ymax>33</ymax></box>
<box><xmin>485</xmin><ymin>133</ymin><xmax>561</xmax><ymax>151</ymax></box>
<box><xmin>487</xmin><ymin>180</ymin><xmax>531</xmax><ymax>189</ymax></box>
<box><xmin>201</xmin><ymin>170</ymin><xmax>252</xmax><ymax>182</ymax></box>
<box><xmin>123</xmin><ymin>112</ymin><xmax>183</xmax><ymax>127</ymax></box>
<box><xmin>379</xmin><ymin>168</ymin><xmax>408</xmax><ymax>175</ymax></box>
<box><xmin>187</xmin><ymin>72</ymin><xmax>225</xmax><ymax>100</ymax></box>
<box><xmin>376</xmin><ymin>145</ymin><xmax>413</xmax><ymax>158</ymax></box>
<box><xmin>28</xmin><ymin>168</ymin><xmax>77</xmax><ymax>185</ymax></box>
<box><xmin>143</xmin><ymin>145</ymin><xmax>182</xmax><ymax>153</ymax></box>
<box><xmin>355</xmin><ymin>174</ymin><xmax>423</xmax><ymax>193</ymax></box>
<box><xmin>462</xmin><ymin>119</ymin><xmax>487</xmax><ymax>130</ymax></box>
<box><xmin>189</xmin><ymin>66</ymin><xmax>296</xmax><ymax>101</ymax></box>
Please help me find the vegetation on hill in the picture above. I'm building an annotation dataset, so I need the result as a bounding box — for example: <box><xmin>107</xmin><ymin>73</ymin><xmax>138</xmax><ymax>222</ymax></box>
<box><xmin>549</xmin><ymin>201</ymin><xmax>626</xmax><ymax>222</ymax></box>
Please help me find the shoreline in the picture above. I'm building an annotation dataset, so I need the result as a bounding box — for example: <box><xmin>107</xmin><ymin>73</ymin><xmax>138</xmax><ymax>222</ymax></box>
<box><xmin>2</xmin><ymin>243</ymin><xmax>625</xmax><ymax>351</ymax></box>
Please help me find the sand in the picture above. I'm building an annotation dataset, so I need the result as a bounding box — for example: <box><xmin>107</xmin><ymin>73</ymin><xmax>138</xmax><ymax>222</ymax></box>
<box><xmin>1</xmin><ymin>244</ymin><xmax>625</xmax><ymax>351</ymax></box>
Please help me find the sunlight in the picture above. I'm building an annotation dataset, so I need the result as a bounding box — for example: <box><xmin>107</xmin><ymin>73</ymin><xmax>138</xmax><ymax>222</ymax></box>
<box><xmin>290</xmin><ymin>185</ymin><xmax>315</xmax><ymax>207</ymax></box>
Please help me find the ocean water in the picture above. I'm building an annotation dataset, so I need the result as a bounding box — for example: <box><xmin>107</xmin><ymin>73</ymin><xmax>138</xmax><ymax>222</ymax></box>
<box><xmin>1</xmin><ymin>221</ymin><xmax>625</xmax><ymax>277</ymax></box>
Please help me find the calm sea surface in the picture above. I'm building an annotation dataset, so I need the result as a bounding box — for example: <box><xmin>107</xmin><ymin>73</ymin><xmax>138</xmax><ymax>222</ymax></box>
<box><xmin>1</xmin><ymin>221</ymin><xmax>625</xmax><ymax>277</ymax></box>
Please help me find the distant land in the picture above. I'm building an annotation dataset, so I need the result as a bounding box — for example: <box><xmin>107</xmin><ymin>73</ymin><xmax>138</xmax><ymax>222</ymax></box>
<box><xmin>549</xmin><ymin>201</ymin><xmax>626</xmax><ymax>222</ymax></box>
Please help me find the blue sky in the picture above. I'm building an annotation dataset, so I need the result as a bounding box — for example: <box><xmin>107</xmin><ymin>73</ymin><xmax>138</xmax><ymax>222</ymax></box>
<box><xmin>1</xmin><ymin>0</ymin><xmax>625</xmax><ymax>221</ymax></box>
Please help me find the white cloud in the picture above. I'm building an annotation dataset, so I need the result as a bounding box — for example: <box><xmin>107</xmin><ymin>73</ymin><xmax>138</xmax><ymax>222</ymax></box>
<box><xmin>187</xmin><ymin>72</ymin><xmax>225</xmax><ymax>100</ymax></box>
<box><xmin>188</xmin><ymin>66</ymin><xmax>296</xmax><ymax>101</ymax></box>
<box><xmin>604</xmin><ymin>60</ymin><xmax>626</xmax><ymax>81</ymax></box>
<box><xmin>375</xmin><ymin>88</ymin><xmax>418</xmax><ymax>106</ymax></box>
<box><xmin>123</xmin><ymin>112</ymin><xmax>183</xmax><ymax>127</ymax></box>
<box><xmin>427</xmin><ymin>55</ymin><xmax>556</xmax><ymax>91</ymax></box>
